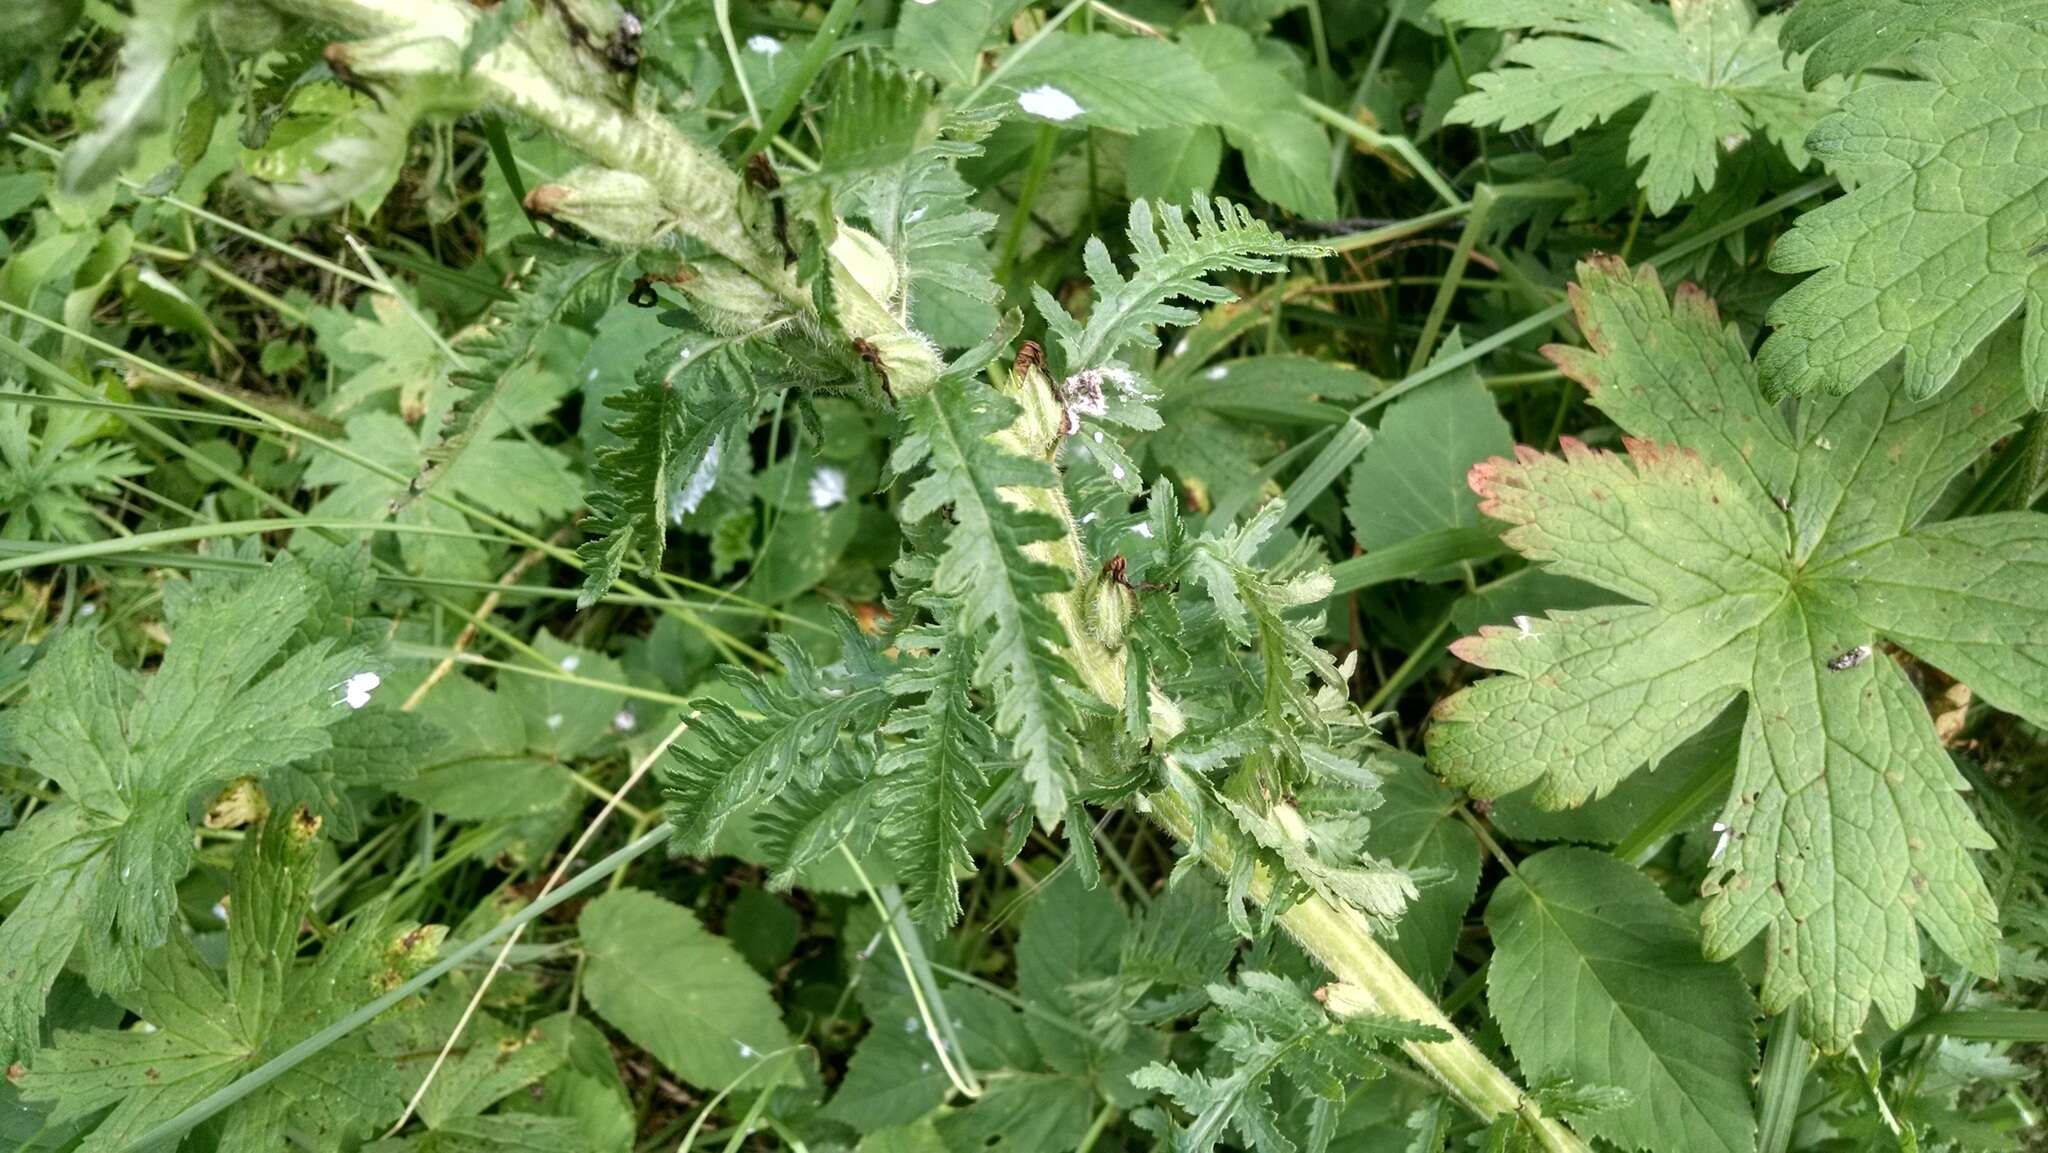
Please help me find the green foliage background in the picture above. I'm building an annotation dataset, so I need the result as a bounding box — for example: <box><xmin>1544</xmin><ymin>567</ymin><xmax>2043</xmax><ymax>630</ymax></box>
<box><xmin>1</xmin><ymin>1</ymin><xmax>2046</xmax><ymax>1151</ymax></box>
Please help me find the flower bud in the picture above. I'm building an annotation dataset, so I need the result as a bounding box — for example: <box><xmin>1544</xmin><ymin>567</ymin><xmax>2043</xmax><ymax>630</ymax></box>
<box><xmin>524</xmin><ymin>165</ymin><xmax>672</xmax><ymax>249</ymax></box>
<box><xmin>676</xmin><ymin>257</ymin><xmax>785</xmax><ymax>333</ymax></box>
<box><xmin>1085</xmin><ymin>564</ymin><xmax>1136</xmax><ymax>650</ymax></box>
<box><xmin>829</xmin><ymin>225</ymin><xmax>899</xmax><ymax>306</ymax></box>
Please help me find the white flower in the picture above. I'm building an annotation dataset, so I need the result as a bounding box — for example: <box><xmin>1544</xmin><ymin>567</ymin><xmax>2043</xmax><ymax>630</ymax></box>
<box><xmin>809</xmin><ymin>465</ymin><xmax>848</xmax><ymax>509</ymax></box>
<box><xmin>746</xmin><ymin>35</ymin><xmax>782</xmax><ymax>55</ymax></box>
<box><xmin>337</xmin><ymin>672</ymin><xmax>381</xmax><ymax>710</ymax></box>
<box><xmin>1017</xmin><ymin>85</ymin><xmax>1084</xmax><ymax>122</ymax></box>
<box><xmin>671</xmin><ymin>436</ymin><xmax>723</xmax><ymax>523</ymax></box>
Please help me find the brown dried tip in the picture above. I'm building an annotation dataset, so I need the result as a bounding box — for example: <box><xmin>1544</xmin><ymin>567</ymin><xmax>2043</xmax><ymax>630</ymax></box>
<box><xmin>6</xmin><ymin>1062</ymin><xmax>25</xmax><ymax>1084</ymax></box>
<box><xmin>1013</xmin><ymin>340</ymin><xmax>1045</xmax><ymax>377</ymax></box>
<box><xmin>290</xmin><ymin>805</ymin><xmax>324</xmax><ymax>842</ymax></box>
<box><xmin>523</xmin><ymin>184</ymin><xmax>570</xmax><ymax>216</ymax></box>
<box><xmin>1312</xmin><ymin>984</ymin><xmax>1332</xmax><ymax>1003</ymax></box>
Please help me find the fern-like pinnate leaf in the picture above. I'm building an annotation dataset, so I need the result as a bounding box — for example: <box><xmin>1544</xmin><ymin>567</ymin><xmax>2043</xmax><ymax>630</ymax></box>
<box><xmin>0</xmin><ymin>557</ymin><xmax>370</xmax><ymax>1062</ymax></box>
<box><xmin>576</xmin><ymin>371</ymin><xmax>686</xmax><ymax>606</ymax></box>
<box><xmin>875</xmin><ymin>618</ymin><xmax>996</xmax><ymax>929</ymax></box>
<box><xmin>892</xmin><ymin>374</ymin><xmax>1082</xmax><ymax>827</ymax></box>
<box><xmin>1437</xmin><ymin>0</ymin><xmax>1832</xmax><ymax>215</ymax></box>
<box><xmin>1429</xmin><ymin>257</ymin><xmax>2047</xmax><ymax>1050</ymax></box>
<box><xmin>1036</xmin><ymin>197</ymin><xmax>1324</xmax><ymax>375</ymax></box>
<box><xmin>663</xmin><ymin>627</ymin><xmax>892</xmax><ymax>854</ymax></box>
<box><xmin>419</xmin><ymin>238</ymin><xmax>625</xmax><ymax>504</ymax></box>
<box><xmin>1757</xmin><ymin>15</ymin><xmax>2048</xmax><ymax>404</ymax></box>
<box><xmin>576</xmin><ymin>337</ymin><xmax>763</xmax><ymax>606</ymax></box>
<box><xmin>1131</xmin><ymin>971</ymin><xmax>1443</xmax><ymax>1152</ymax></box>
<box><xmin>1184</xmin><ymin>500</ymin><xmax>1345</xmax><ymax>728</ymax></box>
<box><xmin>847</xmin><ymin>116</ymin><xmax>1002</xmax><ymax>348</ymax></box>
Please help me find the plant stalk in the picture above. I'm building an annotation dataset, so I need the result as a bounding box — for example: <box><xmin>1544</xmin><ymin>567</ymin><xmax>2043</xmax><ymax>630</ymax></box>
<box><xmin>992</xmin><ymin>360</ymin><xmax>1589</xmax><ymax>1151</ymax></box>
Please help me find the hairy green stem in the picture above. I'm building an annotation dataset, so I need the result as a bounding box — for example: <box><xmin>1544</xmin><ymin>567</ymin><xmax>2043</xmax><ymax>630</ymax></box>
<box><xmin>263</xmin><ymin>0</ymin><xmax>943</xmax><ymax>392</ymax></box>
<box><xmin>1146</xmin><ymin>791</ymin><xmax>1584</xmax><ymax>1151</ymax></box>
<box><xmin>990</xmin><ymin>359</ymin><xmax>1589</xmax><ymax>1150</ymax></box>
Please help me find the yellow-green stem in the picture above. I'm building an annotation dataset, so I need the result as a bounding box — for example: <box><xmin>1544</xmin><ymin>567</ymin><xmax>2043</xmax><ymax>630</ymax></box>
<box><xmin>989</xmin><ymin>365</ymin><xmax>1589</xmax><ymax>1151</ymax></box>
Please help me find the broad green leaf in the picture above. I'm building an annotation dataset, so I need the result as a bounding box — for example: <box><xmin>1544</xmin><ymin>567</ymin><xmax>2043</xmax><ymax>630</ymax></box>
<box><xmin>1757</xmin><ymin>18</ymin><xmax>2048</xmax><ymax>403</ymax></box>
<box><xmin>303</xmin><ymin>317</ymin><xmax>582</xmax><ymax>579</ymax></box>
<box><xmin>1345</xmin><ymin>333</ymin><xmax>1512</xmax><ymax>579</ymax></box>
<box><xmin>1781</xmin><ymin>0</ymin><xmax>2048</xmax><ymax>80</ymax></box>
<box><xmin>1177</xmin><ymin>24</ymin><xmax>1336</xmax><ymax>219</ymax></box>
<box><xmin>265</xmin><ymin>705</ymin><xmax>445</xmax><ymax>842</ymax></box>
<box><xmin>373</xmin><ymin>999</ymin><xmax>571</xmax><ymax>1143</ymax></box>
<box><xmin>933</xmin><ymin>1075</ymin><xmax>1096</xmax><ymax>1153</ymax></box>
<box><xmin>1359</xmin><ymin>753</ymin><xmax>1480</xmax><ymax>989</ymax></box>
<box><xmin>1431</xmin><ymin>257</ymin><xmax>2040</xmax><ymax>1049</ymax></box>
<box><xmin>1487</xmin><ymin>849</ymin><xmax>1758</xmax><ymax>1153</ymax></box>
<box><xmin>1439</xmin><ymin>0</ymin><xmax>1833</xmax><ymax>212</ymax></box>
<box><xmin>819</xmin><ymin>55</ymin><xmax>938</xmax><ymax>181</ymax></box>
<box><xmin>818</xmin><ymin>996</ymin><xmax>951</xmax><ymax>1133</ymax></box>
<box><xmin>523</xmin><ymin>1015</ymin><xmax>634</xmax><ymax>1153</ymax></box>
<box><xmin>0</xmin><ymin>558</ymin><xmax>368</xmax><ymax>1061</ymax></box>
<box><xmin>1127</xmin><ymin>127</ymin><xmax>1223</xmax><ymax>205</ymax></box>
<box><xmin>996</xmin><ymin>34</ymin><xmax>1229</xmax><ymax>134</ymax></box>
<box><xmin>576</xmin><ymin>889</ymin><xmax>797</xmax><ymax>1091</ymax></box>
<box><xmin>1489</xmin><ymin>704</ymin><xmax>1740</xmax><ymax>846</ymax></box>
<box><xmin>0</xmin><ymin>402</ymin><xmax>147</xmax><ymax>543</ymax></box>
<box><xmin>1236</xmin><ymin>113</ymin><xmax>1340</xmax><ymax>221</ymax></box>
<box><xmin>311</xmin><ymin>294</ymin><xmax>454</xmax><ymax>419</ymax></box>
<box><xmin>894</xmin><ymin>0</ymin><xmax>1017</xmax><ymax>88</ymax></box>
<box><xmin>400</xmin><ymin>675</ymin><xmax>574</xmax><ymax>822</ymax></box>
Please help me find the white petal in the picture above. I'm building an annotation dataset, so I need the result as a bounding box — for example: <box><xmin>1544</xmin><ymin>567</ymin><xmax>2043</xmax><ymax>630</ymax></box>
<box><xmin>808</xmin><ymin>466</ymin><xmax>848</xmax><ymax>509</ymax></box>
<box><xmin>1016</xmin><ymin>85</ymin><xmax>1083</xmax><ymax>122</ymax></box>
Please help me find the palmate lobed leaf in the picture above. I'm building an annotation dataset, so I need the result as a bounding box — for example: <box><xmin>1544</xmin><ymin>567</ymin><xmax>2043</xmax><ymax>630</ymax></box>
<box><xmin>0</xmin><ymin>556</ymin><xmax>372</xmax><ymax>1063</ymax></box>
<box><xmin>1780</xmin><ymin>0</ymin><xmax>2048</xmax><ymax>81</ymax></box>
<box><xmin>1758</xmin><ymin>15</ymin><xmax>2048</xmax><ymax>404</ymax></box>
<box><xmin>1437</xmin><ymin>0</ymin><xmax>1835</xmax><ymax>214</ymax></box>
<box><xmin>1429</xmin><ymin>256</ymin><xmax>2046</xmax><ymax>1050</ymax></box>
<box><xmin>16</xmin><ymin>810</ymin><xmax>437</xmax><ymax>1153</ymax></box>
